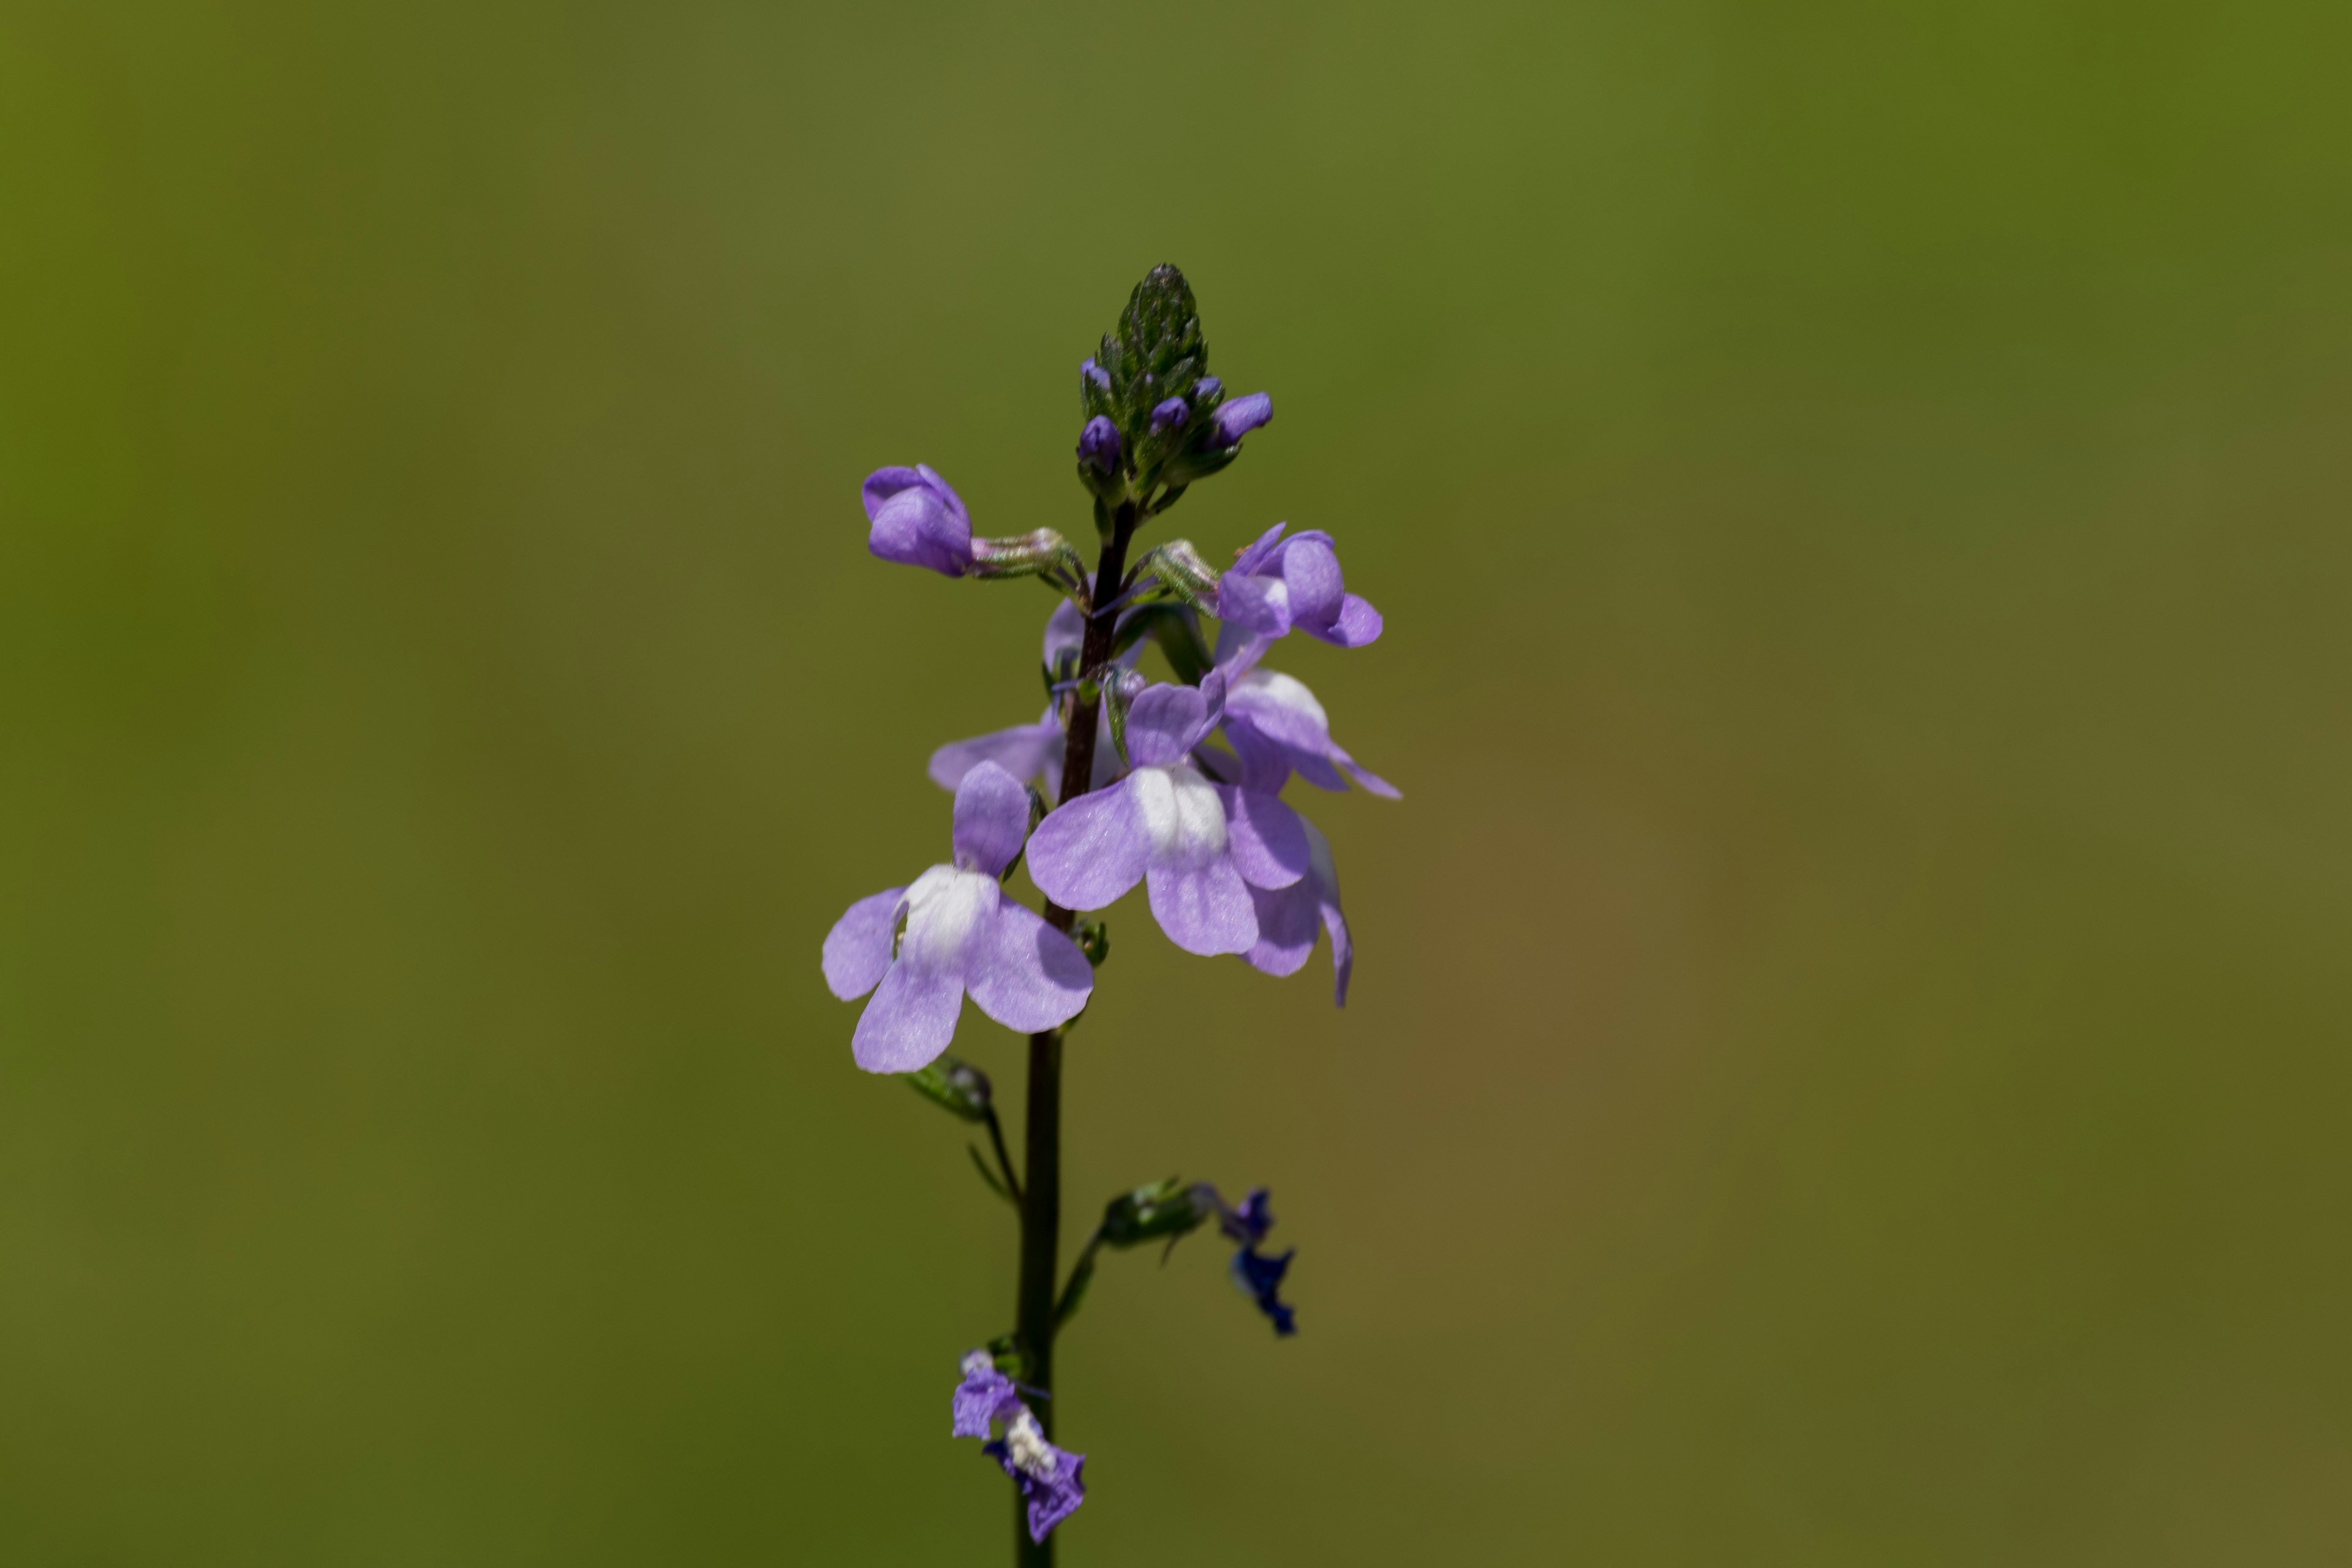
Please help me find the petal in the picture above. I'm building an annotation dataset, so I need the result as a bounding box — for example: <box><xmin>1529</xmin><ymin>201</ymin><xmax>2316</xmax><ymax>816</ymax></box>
<box><xmin>1313</xmin><ymin>592</ymin><xmax>1383</xmax><ymax>647</ymax></box>
<box><xmin>1230</xmin><ymin>520</ymin><xmax>1288</xmax><ymax>577</ymax></box>
<box><xmin>1226</xmin><ymin>670</ymin><xmax>1333</xmax><ymax>756</ymax></box>
<box><xmin>1144</xmin><ymin>854</ymin><xmax>1258</xmax><ymax>956</ymax></box>
<box><xmin>821</xmin><ymin>886</ymin><xmax>906</xmax><ymax>1000</ymax></box>
<box><xmin>1223</xmin><ymin>718</ymin><xmax>1297</xmax><ymax>796</ymax></box>
<box><xmin>1042</xmin><ymin>599</ymin><xmax>1087</xmax><ymax>669</ymax></box>
<box><xmin>1212</xmin><ymin>621</ymin><xmax>1272</xmax><ymax>679</ymax></box>
<box><xmin>861</xmin><ymin>466</ymin><xmax>928</xmax><ymax>521</ymax></box>
<box><xmin>1217</xmin><ymin>786</ymin><xmax>1310</xmax><ymax>890</ymax></box>
<box><xmin>952</xmin><ymin>760</ymin><xmax>1033</xmax><ymax>878</ymax></box>
<box><xmin>1026</xmin><ymin>780</ymin><xmax>1148</xmax><ymax>911</ymax></box>
<box><xmin>1215</xmin><ymin>571</ymin><xmax>1291</xmax><ymax>636</ymax></box>
<box><xmin>1186</xmin><ymin>668</ymin><xmax>1228</xmax><ymax>753</ymax></box>
<box><xmin>1332</xmin><ymin>741</ymin><xmax>1401</xmax><ymax>800</ymax></box>
<box><xmin>851</xmin><ymin>960</ymin><xmax>964</xmax><ymax>1072</ymax></box>
<box><xmin>913</xmin><ymin>462</ymin><xmax>970</xmax><ymax>532</ymax></box>
<box><xmin>1129</xmin><ymin>764</ymin><xmax>1229</xmax><ymax>869</ymax></box>
<box><xmin>1125</xmin><ymin>681</ymin><xmax>1209</xmax><ymax>769</ymax></box>
<box><xmin>967</xmin><ymin>903</ymin><xmax>1095</xmax><ymax>1033</ymax></box>
<box><xmin>1323</xmin><ymin>896</ymin><xmax>1354</xmax><ymax>1006</ymax></box>
<box><xmin>927</xmin><ymin>716</ymin><xmax>1058</xmax><ymax>793</ymax></box>
<box><xmin>1244</xmin><ymin>878</ymin><xmax>1319</xmax><ymax>977</ymax></box>
<box><xmin>868</xmin><ymin>487</ymin><xmax>971</xmax><ymax>576</ymax></box>
<box><xmin>1276</xmin><ymin>536</ymin><xmax>1346</xmax><ymax>631</ymax></box>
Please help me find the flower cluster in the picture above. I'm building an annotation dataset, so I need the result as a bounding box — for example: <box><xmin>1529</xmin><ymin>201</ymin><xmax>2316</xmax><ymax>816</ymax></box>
<box><xmin>823</xmin><ymin>263</ymin><xmax>1390</xmax><ymax>1555</ymax></box>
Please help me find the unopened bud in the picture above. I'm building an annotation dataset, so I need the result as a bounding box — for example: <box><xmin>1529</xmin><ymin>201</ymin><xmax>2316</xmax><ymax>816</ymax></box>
<box><xmin>1077</xmin><ymin>415</ymin><xmax>1121</xmax><ymax>474</ymax></box>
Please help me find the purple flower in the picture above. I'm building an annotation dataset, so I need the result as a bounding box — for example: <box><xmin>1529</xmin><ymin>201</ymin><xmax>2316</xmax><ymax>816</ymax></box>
<box><xmin>1026</xmin><ymin>673</ymin><xmax>1313</xmax><ymax>957</ymax></box>
<box><xmin>952</xmin><ymin>1351</ymin><xmax>1087</xmax><ymax>1544</ymax></box>
<box><xmin>1245</xmin><ymin>815</ymin><xmax>1353</xmax><ymax>1005</ymax></box>
<box><xmin>1193</xmin><ymin>375</ymin><xmax>1223</xmax><ymax>400</ymax></box>
<box><xmin>821</xmin><ymin>762</ymin><xmax>1095</xmax><ymax>1072</ymax></box>
<box><xmin>862</xmin><ymin>465</ymin><xmax>973</xmax><ymax>577</ymax></box>
<box><xmin>1149</xmin><ymin>396</ymin><xmax>1189</xmax><ymax>434</ymax></box>
<box><xmin>1208</xmin><ymin>390</ymin><xmax>1272</xmax><ymax>447</ymax></box>
<box><xmin>1221</xmin><ymin>664</ymin><xmax>1400</xmax><ymax>799</ymax></box>
<box><xmin>1077</xmin><ymin>415</ymin><xmax>1121</xmax><ymax>473</ymax></box>
<box><xmin>1215</xmin><ymin>522</ymin><xmax>1381</xmax><ymax>647</ymax></box>
<box><xmin>1081</xmin><ymin>357</ymin><xmax>1111</xmax><ymax>393</ymax></box>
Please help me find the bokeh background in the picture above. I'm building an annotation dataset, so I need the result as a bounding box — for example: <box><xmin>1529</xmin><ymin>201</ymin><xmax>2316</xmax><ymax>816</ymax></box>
<box><xmin>6</xmin><ymin>1</ymin><xmax>2349</xmax><ymax>1561</ymax></box>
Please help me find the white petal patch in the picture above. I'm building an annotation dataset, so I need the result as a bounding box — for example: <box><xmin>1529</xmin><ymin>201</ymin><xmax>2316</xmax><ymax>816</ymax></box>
<box><xmin>1005</xmin><ymin>1410</ymin><xmax>1057</xmax><ymax>1476</ymax></box>
<box><xmin>897</xmin><ymin>865</ymin><xmax>998</xmax><ymax>975</ymax></box>
<box><xmin>1128</xmin><ymin>765</ymin><xmax>1228</xmax><ymax>869</ymax></box>
<box><xmin>1234</xmin><ymin>669</ymin><xmax>1329</xmax><ymax>734</ymax></box>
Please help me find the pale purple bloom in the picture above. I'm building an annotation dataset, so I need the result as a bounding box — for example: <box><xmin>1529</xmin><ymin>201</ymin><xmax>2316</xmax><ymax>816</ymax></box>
<box><xmin>952</xmin><ymin>1350</ymin><xmax>1087</xmax><ymax>1543</ymax></box>
<box><xmin>1077</xmin><ymin>415</ymin><xmax>1121</xmax><ymax>472</ymax></box>
<box><xmin>1221</xmin><ymin>665</ymin><xmax>1400</xmax><ymax>800</ymax></box>
<box><xmin>1026</xmin><ymin>673</ymin><xmax>1313</xmax><ymax>956</ymax></box>
<box><xmin>1149</xmin><ymin>396</ymin><xmax>1189</xmax><ymax>434</ymax></box>
<box><xmin>862</xmin><ymin>464</ymin><xmax>973</xmax><ymax>577</ymax></box>
<box><xmin>1245</xmin><ymin>815</ymin><xmax>1353</xmax><ymax>1005</ymax></box>
<box><xmin>822</xmin><ymin>763</ymin><xmax>1094</xmax><ymax>1073</ymax></box>
<box><xmin>1215</xmin><ymin>522</ymin><xmax>1381</xmax><ymax>647</ymax></box>
<box><xmin>1209</xmin><ymin>390</ymin><xmax>1272</xmax><ymax>447</ymax></box>
<box><xmin>1082</xmin><ymin>357</ymin><xmax>1111</xmax><ymax>393</ymax></box>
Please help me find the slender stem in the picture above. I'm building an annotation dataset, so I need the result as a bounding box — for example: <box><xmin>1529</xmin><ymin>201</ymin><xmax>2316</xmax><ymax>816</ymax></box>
<box><xmin>983</xmin><ymin>1109</ymin><xmax>1024</xmax><ymax>1205</ymax></box>
<box><xmin>1014</xmin><ymin>500</ymin><xmax>1140</xmax><ymax>1568</ymax></box>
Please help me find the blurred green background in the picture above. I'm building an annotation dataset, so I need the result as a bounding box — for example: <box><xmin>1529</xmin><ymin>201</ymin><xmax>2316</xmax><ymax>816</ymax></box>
<box><xmin>5</xmin><ymin>1</ymin><xmax>2348</xmax><ymax>1561</ymax></box>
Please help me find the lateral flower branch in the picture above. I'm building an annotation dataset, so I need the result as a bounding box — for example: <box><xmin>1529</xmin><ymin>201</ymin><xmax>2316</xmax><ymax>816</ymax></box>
<box><xmin>820</xmin><ymin>264</ymin><xmax>1394</xmax><ymax>1563</ymax></box>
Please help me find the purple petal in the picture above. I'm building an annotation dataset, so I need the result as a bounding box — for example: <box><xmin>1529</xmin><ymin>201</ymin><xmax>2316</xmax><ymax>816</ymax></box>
<box><xmin>1332</xmin><ymin>741</ymin><xmax>1401</xmax><ymax>799</ymax></box>
<box><xmin>1217</xmin><ymin>785</ymin><xmax>1310</xmax><ymax>890</ymax></box>
<box><xmin>1143</xmin><ymin>853</ymin><xmax>1258</xmax><ymax>956</ymax></box>
<box><xmin>866</xmin><ymin>472</ymin><xmax>973</xmax><ymax>576</ymax></box>
<box><xmin>1044</xmin><ymin>599</ymin><xmax>1087</xmax><ymax>669</ymax></box>
<box><xmin>851</xmin><ymin>960</ymin><xmax>963</xmax><ymax>1073</ymax></box>
<box><xmin>952</xmin><ymin>760</ymin><xmax>1033</xmax><ymax>878</ymax></box>
<box><xmin>1245</xmin><ymin>878</ymin><xmax>1319</xmax><ymax>978</ymax></box>
<box><xmin>1026</xmin><ymin>780</ymin><xmax>1148</xmax><ymax>911</ymax></box>
<box><xmin>1316</xmin><ymin>592</ymin><xmax>1383</xmax><ymax>647</ymax></box>
<box><xmin>1125</xmin><ymin>682</ymin><xmax>1209</xmax><ymax>769</ymax></box>
<box><xmin>1231</xmin><ymin>521</ymin><xmax>1287</xmax><ymax>577</ymax></box>
<box><xmin>1277</xmin><ymin>535</ymin><xmax>1346</xmax><ymax>631</ymax></box>
<box><xmin>952</xmin><ymin>1352</ymin><xmax>1022</xmax><ymax>1439</ymax></box>
<box><xmin>1324</xmin><ymin>895</ymin><xmax>1354</xmax><ymax>1006</ymax></box>
<box><xmin>1149</xmin><ymin>395</ymin><xmax>1189</xmax><ymax>433</ymax></box>
<box><xmin>1210</xmin><ymin>391</ymin><xmax>1272</xmax><ymax>447</ymax></box>
<box><xmin>821</xmin><ymin>886</ymin><xmax>905</xmax><ymax>1000</ymax></box>
<box><xmin>1224</xmin><ymin>718</ymin><xmax>1296</xmax><ymax>796</ymax></box>
<box><xmin>1215</xmin><ymin>571</ymin><xmax>1290</xmax><ymax>636</ymax></box>
<box><xmin>967</xmin><ymin>903</ymin><xmax>1095</xmax><ymax>1033</ymax></box>
<box><xmin>1077</xmin><ymin>415</ymin><xmax>1121</xmax><ymax>473</ymax></box>
<box><xmin>929</xmin><ymin>715</ymin><xmax>1060</xmax><ymax>793</ymax></box>
<box><xmin>1224</xmin><ymin>670</ymin><xmax>1332</xmax><ymax>758</ymax></box>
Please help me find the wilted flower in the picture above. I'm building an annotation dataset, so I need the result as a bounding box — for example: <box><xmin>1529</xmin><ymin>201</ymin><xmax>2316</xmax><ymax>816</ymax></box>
<box><xmin>822</xmin><ymin>762</ymin><xmax>1093</xmax><ymax>1072</ymax></box>
<box><xmin>952</xmin><ymin>1351</ymin><xmax>1087</xmax><ymax>1544</ymax></box>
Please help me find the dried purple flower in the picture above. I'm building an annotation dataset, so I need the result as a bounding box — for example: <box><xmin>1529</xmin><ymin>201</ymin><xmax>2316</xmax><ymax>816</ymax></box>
<box><xmin>822</xmin><ymin>762</ymin><xmax>1094</xmax><ymax>1072</ymax></box>
<box><xmin>862</xmin><ymin>465</ymin><xmax>974</xmax><ymax>577</ymax></box>
<box><xmin>1025</xmin><ymin>674</ymin><xmax>1313</xmax><ymax>956</ymax></box>
<box><xmin>952</xmin><ymin>1350</ymin><xmax>1087</xmax><ymax>1544</ymax></box>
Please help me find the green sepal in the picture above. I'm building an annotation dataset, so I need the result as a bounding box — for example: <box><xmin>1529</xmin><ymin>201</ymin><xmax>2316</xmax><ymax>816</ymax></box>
<box><xmin>1070</xmin><ymin>918</ymin><xmax>1110</xmax><ymax>968</ymax></box>
<box><xmin>905</xmin><ymin>1057</ymin><xmax>993</xmax><ymax>1123</ymax></box>
<box><xmin>1098</xmin><ymin>1176</ymin><xmax>1210</xmax><ymax>1249</ymax></box>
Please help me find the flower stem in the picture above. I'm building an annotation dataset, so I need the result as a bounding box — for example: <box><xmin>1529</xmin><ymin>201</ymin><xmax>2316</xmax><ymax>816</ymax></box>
<box><xmin>1015</xmin><ymin>500</ymin><xmax>1140</xmax><ymax>1567</ymax></box>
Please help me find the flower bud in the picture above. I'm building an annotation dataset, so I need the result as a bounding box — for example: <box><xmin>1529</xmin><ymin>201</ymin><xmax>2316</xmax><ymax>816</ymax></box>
<box><xmin>1193</xmin><ymin>375</ymin><xmax>1223</xmax><ymax>400</ymax></box>
<box><xmin>1098</xmin><ymin>1177</ymin><xmax>1209</xmax><ymax>1249</ymax></box>
<box><xmin>1148</xmin><ymin>396</ymin><xmax>1189</xmax><ymax>434</ymax></box>
<box><xmin>1210</xmin><ymin>391</ymin><xmax>1272</xmax><ymax>448</ymax></box>
<box><xmin>1080</xmin><ymin>358</ymin><xmax>1111</xmax><ymax>393</ymax></box>
<box><xmin>1077</xmin><ymin>415</ymin><xmax>1121</xmax><ymax>474</ymax></box>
